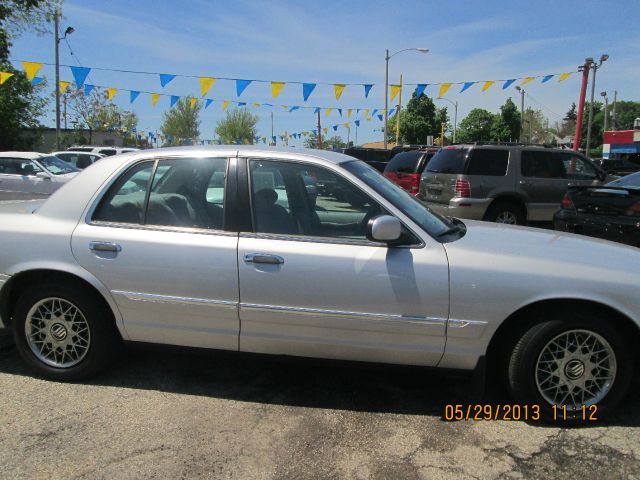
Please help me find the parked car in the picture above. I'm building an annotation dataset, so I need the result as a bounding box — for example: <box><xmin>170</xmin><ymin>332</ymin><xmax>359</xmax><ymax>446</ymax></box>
<box><xmin>67</xmin><ymin>146</ymin><xmax>140</xmax><ymax>157</ymax></box>
<box><xmin>554</xmin><ymin>171</ymin><xmax>640</xmax><ymax>247</ymax></box>
<box><xmin>0</xmin><ymin>152</ymin><xmax>79</xmax><ymax>201</ymax></box>
<box><xmin>384</xmin><ymin>148</ymin><xmax>439</xmax><ymax>195</ymax></box>
<box><xmin>418</xmin><ymin>143</ymin><xmax>611</xmax><ymax>225</ymax></box>
<box><xmin>341</xmin><ymin>147</ymin><xmax>390</xmax><ymax>172</ymax></box>
<box><xmin>52</xmin><ymin>151</ymin><xmax>105</xmax><ymax>169</ymax></box>
<box><xmin>593</xmin><ymin>155</ymin><xmax>640</xmax><ymax>176</ymax></box>
<box><xmin>0</xmin><ymin>146</ymin><xmax>638</xmax><ymax>419</ymax></box>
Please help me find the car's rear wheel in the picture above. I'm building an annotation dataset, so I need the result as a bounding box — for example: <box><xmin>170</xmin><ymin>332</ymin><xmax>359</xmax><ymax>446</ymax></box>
<box><xmin>485</xmin><ymin>201</ymin><xmax>525</xmax><ymax>225</ymax></box>
<box><xmin>508</xmin><ymin>313</ymin><xmax>634</xmax><ymax>420</ymax></box>
<box><xmin>12</xmin><ymin>283</ymin><xmax>120</xmax><ymax>380</ymax></box>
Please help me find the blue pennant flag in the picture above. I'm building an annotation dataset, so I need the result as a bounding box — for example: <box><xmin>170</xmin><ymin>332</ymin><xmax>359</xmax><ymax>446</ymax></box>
<box><xmin>312</xmin><ymin>130</ymin><xmax>317</xmax><ymax>135</ymax></box>
<box><xmin>354</xmin><ymin>120</ymin><xmax>360</xmax><ymax>127</ymax></box>
<box><xmin>541</xmin><ymin>74</ymin><xmax>554</xmax><ymax>83</ymax></box>
<box><xmin>31</xmin><ymin>76</ymin><xmax>44</xmax><ymax>86</ymax></box>
<box><xmin>160</xmin><ymin>74</ymin><xmax>176</xmax><ymax>87</ymax></box>
<box><xmin>371</xmin><ymin>109</ymin><xmax>378</xmax><ymax>117</ymax></box>
<box><xmin>236</xmin><ymin>79</ymin><xmax>252</xmax><ymax>96</ymax></box>
<box><xmin>388</xmin><ymin>108</ymin><xmax>395</xmax><ymax>116</ymax></box>
<box><xmin>460</xmin><ymin>82</ymin><xmax>475</xmax><ymax>93</ymax></box>
<box><xmin>313</xmin><ymin>107</ymin><xmax>321</xmax><ymax>114</ymax></box>
<box><xmin>70</xmin><ymin>66</ymin><xmax>91</xmax><ymax>88</ymax></box>
<box><xmin>337</xmin><ymin>108</ymin><xmax>342</xmax><ymax>117</ymax></box>
<box><xmin>332</xmin><ymin>125</ymin><xmax>338</xmax><ymax>131</ymax></box>
<box><xmin>377</xmin><ymin>114</ymin><xmax>383</xmax><ymax>121</ymax></box>
<box><xmin>416</xmin><ymin>84</ymin><xmax>427</xmax><ymax>97</ymax></box>
<box><xmin>502</xmin><ymin>79</ymin><xmax>516</xmax><ymax>89</ymax></box>
<box><xmin>238</xmin><ymin>102</ymin><xmax>247</xmax><ymax>107</ymax></box>
<box><xmin>272</xmin><ymin>136</ymin><xmax>277</xmax><ymax>143</ymax></box>
<box><xmin>302</xmin><ymin>83</ymin><xmax>316</xmax><ymax>101</ymax></box>
<box><xmin>170</xmin><ymin>95</ymin><xmax>179</xmax><ymax>107</ymax></box>
<box><xmin>84</xmin><ymin>84</ymin><xmax>95</xmax><ymax>95</ymax></box>
<box><xmin>130</xmin><ymin>91</ymin><xmax>140</xmax><ymax>104</ymax></box>
<box><xmin>289</xmin><ymin>106</ymin><xmax>300</xmax><ymax>112</ymax></box>
<box><xmin>363</xmin><ymin>84</ymin><xmax>373</xmax><ymax>98</ymax></box>
<box><xmin>205</xmin><ymin>99</ymin><xmax>213</xmax><ymax>109</ymax></box>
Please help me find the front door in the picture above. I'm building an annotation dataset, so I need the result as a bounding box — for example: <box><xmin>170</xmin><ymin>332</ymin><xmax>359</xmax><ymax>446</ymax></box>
<box><xmin>0</xmin><ymin>158</ymin><xmax>51</xmax><ymax>200</ymax></box>
<box><xmin>519</xmin><ymin>150</ymin><xmax>570</xmax><ymax>221</ymax></box>
<box><xmin>72</xmin><ymin>156</ymin><xmax>240</xmax><ymax>350</ymax></box>
<box><xmin>237</xmin><ymin>158</ymin><xmax>449</xmax><ymax>366</ymax></box>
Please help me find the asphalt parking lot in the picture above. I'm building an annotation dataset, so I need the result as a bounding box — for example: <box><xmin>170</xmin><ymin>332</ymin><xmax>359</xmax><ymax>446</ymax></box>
<box><xmin>0</xmin><ymin>330</ymin><xmax>639</xmax><ymax>479</ymax></box>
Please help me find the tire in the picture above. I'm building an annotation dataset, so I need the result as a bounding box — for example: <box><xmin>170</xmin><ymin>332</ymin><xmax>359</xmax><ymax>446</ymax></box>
<box><xmin>12</xmin><ymin>282</ymin><xmax>120</xmax><ymax>381</ymax></box>
<box><xmin>507</xmin><ymin>312</ymin><xmax>634</xmax><ymax>421</ymax></box>
<box><xmin>484</xmin><ymin>200</ymin><xmax>526</xmax><ymax>225</ymax></box>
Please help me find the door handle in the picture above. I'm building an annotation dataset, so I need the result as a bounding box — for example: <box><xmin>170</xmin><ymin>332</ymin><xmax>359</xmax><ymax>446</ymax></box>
<box><xmin>519</xmin><ymin>180</ymin><xmax>530</xmax><ymax>186</ymax></box>
<box><xmin>89</xmin><ymin>241</ymin><xmax>122</xmax><ymax>253</ymax></box>
<box><xmin>244</xmin><ymin>253</ymin><xmax>284</xmax><ymax>265</ymax></box>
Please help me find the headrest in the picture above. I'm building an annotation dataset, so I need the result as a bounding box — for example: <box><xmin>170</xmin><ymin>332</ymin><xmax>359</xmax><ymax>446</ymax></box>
<box><xmin>254</xmin><ymin>188</ymin><xmax>278</xmax><ymax>207</ymax></box>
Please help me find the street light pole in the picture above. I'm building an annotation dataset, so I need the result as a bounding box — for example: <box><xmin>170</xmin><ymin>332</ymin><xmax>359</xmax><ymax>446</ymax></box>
<box><xmin>601</xmin><ymin>91</ymin><xmax>608</xmax><ymax>137</ymax></box>
<box><xmin>611</xmin><ymin>90</ymin><xmax>617</xmax><ymax>130</ymax></box>
<box><xmin>436</xmin><ymin>97</ymin><xmax>458</xmax><ymax>144</ymax></box>
<box><xmin>515</xmin><ymin>86</ymin><xmax>525</xmax><ymax>142</ymax></box>
<box><xmin>54</xmin><ymin>12</ymin><xmax>60</xmax><ymax>150</ymax></box>
<box><xmin>585</xmin><ymin>54</ymin><xmax>608</xmax><ymax>157</ymax></box>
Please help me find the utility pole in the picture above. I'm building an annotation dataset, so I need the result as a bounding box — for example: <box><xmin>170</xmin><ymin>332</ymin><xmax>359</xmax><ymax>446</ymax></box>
<box><xmin>515</xmin><ymin>86</ymin><xmax>525</xmax><ymax>142</ymax></box>
<box><xmin>611</xmin><ymin>90</ymin><xmax>617</xmax><ymax>129</ymax></box>
<box><xmin>585</xmin><ymin>55</ymin><xmax>608</xmax><ymax>156</ymax></box>
<box><xmin>601</xmin><ymin>91</ymin><xmax>609</xmax><ymax>136</ymax></box>
<box><xmin>395</xmin><ymin>73</ymin><xmax>402</xmax><ymax>146</ymax></box>
<box><xmin>384</xmin><ymin>49</ymin><xmax>389</xmax><ymax>150</ymax></box>
<box><xmin>54</xmin><ymin>12</ymin><xmax>60</xmax><ymax>150</ymax></box>
<box><xmin>440</xmin><ymin>122</ymin><xmax>445</xmax><ymax>147</ymax></box>
<box><xmin>63</xmin><ymin>93</ymin><xmax>67</xmax><ymax>129</ymax></box>
<box><xmin>355</xmin><ymin>122</ymin><xmax>358</xmax><ymax>147</ymax></box>
<box><xmin>270</xmin><ymin>111</ymin><xmax>274</xmax><ymax>145</ymax></box>
<box><xmin>317</xmin><ymin>110</ymin><xmax>323</xmax><ymax>149</ymax></box>
<box><xmin>573</xmin><ymin>58</ymin><xmax>593</xmax><ymax>151</ymax></box>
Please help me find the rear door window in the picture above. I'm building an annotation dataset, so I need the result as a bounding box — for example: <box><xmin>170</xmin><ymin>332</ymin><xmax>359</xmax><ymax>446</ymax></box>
<box><xmin>426</xmin><ymin>148</ymin><xmax>468</xmax><ymax>174</ymax></box>
<box><xmin>384</xmin><ymin>151</ymin><xmax>423</xmax><ymax>173</ymax></box>
<box><xmin>465</xmin><ymin>149</ymin><xmax>509</xmax><ymax>176</ymax></box>
<box><xmin>521</xmin><ymin>151</ymin><xmax>566</xmax><ymax>178</ymax></box>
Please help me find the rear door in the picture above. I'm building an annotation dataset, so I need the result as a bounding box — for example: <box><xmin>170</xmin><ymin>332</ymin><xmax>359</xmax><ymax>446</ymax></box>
<box><xmin>462</xmin><ymin>149</ymin><xmax>511</xmax><ymax>198</ymax></box>
<box><xmin>519</xmin><ymin>150</ymin><xmax>569</xmax><ymax>221</ymax></box>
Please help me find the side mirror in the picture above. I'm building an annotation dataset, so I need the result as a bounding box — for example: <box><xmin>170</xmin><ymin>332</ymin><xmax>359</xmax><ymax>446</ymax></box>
<box><xmin>35</xmin><ymin>171</ymin><xmax>51</xmax><ymax>179</ymax></box>
<box><xmin>366</xmin><ymin>215</ymin><xmax>402</xmax><ymax>243</ymax></box>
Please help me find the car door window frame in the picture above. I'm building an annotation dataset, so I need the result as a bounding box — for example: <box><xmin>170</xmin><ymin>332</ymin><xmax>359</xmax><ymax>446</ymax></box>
<box><xmin>87</xmin><ymin>156</ymin><xmax>237</xmax><ymax>236</ymax></box>
<box><xmin>239</xmin><ymin>157</ymin><xmax>423</xmax><ymax>248</ymax></box>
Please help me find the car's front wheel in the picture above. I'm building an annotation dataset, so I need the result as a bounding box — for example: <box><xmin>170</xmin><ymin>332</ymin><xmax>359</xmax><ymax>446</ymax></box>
<box><xmin>12</xmin><ymin>283</ymin><xmax>120</xmax><ymax>380</ymax></box>
<box><xmin>507</xmin><ymin>313</ymin><xmax>634</xmax><ymax>420</ymax></box>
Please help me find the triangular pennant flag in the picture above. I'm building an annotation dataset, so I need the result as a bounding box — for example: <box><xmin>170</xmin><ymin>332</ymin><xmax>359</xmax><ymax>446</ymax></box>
<box><xmin>31</xmin><ymin>76</ymin><xmax>44</xmax><ymax>86</ymax></box>
<box><xmin>84</xmin><ymin>84</ymin><xmax>95</xmax><ymax>95</ymax></box>
<box><xmin>372</xmin><ymin>109</ymin><xmax>378</xmax><ymax>117</ymax></box>
<box><xmin>289</xmin><ymin>106</ymin><xmax>300</xmax><ymax>112</ymax></box>
<box><xmin>160</xmin><ymin>73</ymin><xmax>176</xmax><ymax>87</ymax></box>
<box><xmin>21</xmin><ymin>61</ymin><xmax>43</xmax><ymax>81</ymax></box>
<box><xmin>323</xmin><ymin>127</ymin><xmax>328</xmax><ymax>135</ymax></box>
<box><xmin>190</xmin><ymin>97</ymin><xmax>197</xmax><ymax>109</ymax></box>
<box><xmin>354</xmin><ymin>120</ymin><xmax>360</xmax><ymax>127</ymax></box>
<box><xmin>251</xmin><ymin>103</ymin><xmax>261</xmax><ymax>107</ymax></box>
<box><xmin>377</xmin><ymin>115</ymin><xmax>383</xmax><ymax>121</ymax></box>
<box><xmin>170</xmin><ymin>95</ymin><xmax>179</xmax><ymax>107</ymax></box>
<box><xmin>332</xmin><ymin>125</ymin><xmax>338</xmax><ymax>131</ymax></box>
<box><xmin>415</xmin><ymin>84</ymin><xmax>427</xmax><ymax>97</ymax></box>
<box><xmin>130</xmin><ymin>91</ymin><xmax>140</xmax><ymax>103</ymax></box>
<box><xmin>238</xmin><ymin>102</ymin><xmax>246</xmax><ymax>107</ymax></box>
<box><xmin>281</xmin><ymin>105</ymin><xmax>288</xmax><ymax>110</ymax></box>
<box><xmin>388</xmin><ymin>108</ymin><xmax>395</xmax><ymax>117</ymax></box>
<box><xmin>390</xmin><ymin>85</ymin><xmax>401</xmax><ymax>102</ymax></box>
<box><xmin>151</xmin><ymin>93</ymin><xmax>160</xmax><ymax>106</ymax></box>
<box><xmin>199</xmin><ymin>77</ymin><xmax>216</xmax><ymax>96</ymax></box>
<box><xmin>271</xmin><ymin>81</ymin><xmax>285</xmax><ymax>98</ymax></box>
<box><xmin>364</xmin><ymin>109</ymin><xmax>369</xmax><ymax>117</ymax></box>
<box><xmin>302</xmin><ymin>83</ymin><xmax>316</xmax><ymax>102</ymax></box>
<box><xmin>344</xmin><ymin>122</ymin><xmax>350</xmax><ymax>129</ymax></box>
<box><xmin>438</xmin><ymin>83</ymin><xmax>452</xmax><ymax>98</ymax></box>
<box><xmin>70</xmin><ymin>66</ymin><xmax>91</xmax><ymax>88</ymax></box>
<box><xmin>107</xmin><ymin>87</ymin><xmax>118</xmax><ymax>100</ymax></box>
<box><xmin>326</xmin><ymin>108</ymin><xmax>332</xmax><ymax>116</ymax></box>
<box><xmin>460</xmin><ymin>82</ymin><xmax>475</xmax><ymax>93</ymax></box>
<box><xmin>558</xmin><ymin>72</ymin><xmax>572</xmax><ymax>82</ymax></box>
<box><xmin>347</xmin><ymin>109</ymin><xmax>352</xmax><ymax>118</ymax></box>
<box><xmin>363</xmin><ymin>84</ymin><xmax>373</xmax><ymax>98</ymax></box>
<box><xmin>502</xmin><ymin>79</ymin><xmax>516</xmax><ymax>89</ymax></box>
<box><xmin>222</xmin><ymin>100</ymin><xmax>230</xmax><ymax>111</ymax></box>
<box><xmin>520</xmin><ymin>77</ymin><xmax>535</xmax><ymax>86</ymax></box>
<box><xmin>0</xmin><ymin>71</ymin><xmax>14</xmax><ymax>85</ymax></box>
<box><xmin>481</xmin><ymin>80</ymin><xmax>495</xmax><ymax>92</ymax></box>
<box><xmin>334</xmin><ymin>84</ymin><xmax>346</xmax><ymax>100</ymax></box>
<box><xmin>236</xmin><ymin>79</ymin><xmax>252</xmax><ymax>96</ymax></box>
<box><xmin>59</xmin><ymin>80</ymin><xmax>69</xmax><ymax>93</ymax></box>
<box><xmin>541</xmin><ymin>74</ymin><xmax>554</xmax><ymax>83</ymax></box>
<box><xmin>313</xmin><ymin>107</ymin><xmax>320</xmax><ymax>114</ymax></box>
<box><xmin>337</xmin><ymin>108</ymin><xmax>342</xmax><ymax>117</ymax></box>
<box><xmin>205</xmin><ymin>99</ymin><xmax>213</xmax><ymax>109</ymax></box>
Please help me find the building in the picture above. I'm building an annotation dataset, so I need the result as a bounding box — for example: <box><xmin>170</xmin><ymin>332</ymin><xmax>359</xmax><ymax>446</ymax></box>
<box><xmin>32</xmin><ymin>128</ymin><xmax>125</xmax><ymax>153</ymax></box>
<box><xmin>603</xmin><ymin>129</ymin><xmax>640</xmax><ymax>159</ymax></box>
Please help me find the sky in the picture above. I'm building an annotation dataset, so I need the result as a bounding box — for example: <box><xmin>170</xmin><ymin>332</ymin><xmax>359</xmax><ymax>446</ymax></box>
<box><xmin>8</xmin><ymin>0</ymin><xmax>640</xmax><ymax>146</ymax></box>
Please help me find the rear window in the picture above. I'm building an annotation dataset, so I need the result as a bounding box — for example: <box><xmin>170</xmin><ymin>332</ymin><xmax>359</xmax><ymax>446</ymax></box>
<box><xmin>465</xmin><ymin>149</ymin><xmax>509</xmax><ymax>176</ymax></box>
<box><xmin>426</xmin><ymin>148</ymin><xmax>468</xmax><ymax>174</ymax></box>
<box><xmin>384</xmin><ymin>151</ymin><xmax>423</xmax><ymax>174</ymax></box>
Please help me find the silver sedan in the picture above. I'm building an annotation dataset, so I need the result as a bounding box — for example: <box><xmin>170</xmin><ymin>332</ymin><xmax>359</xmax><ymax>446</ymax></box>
<box><xmin>0</xmin><ymin>146</ymin><xmax>638</xmax><ymax>419</ymax></box>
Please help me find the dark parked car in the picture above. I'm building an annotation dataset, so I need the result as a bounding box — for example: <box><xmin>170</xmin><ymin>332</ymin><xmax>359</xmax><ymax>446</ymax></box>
<box><xmin>383</xmin><ymin>148</ymin><xmax>439</xmax><ymax>195</ymax></box>
<box><xmin>341</xmin><ymin>147</ymin><xmax>390</xmax><ymax>172</ymax></box>
<box><xmin>593</xmin><ymin>155</ymin><xmax>640</xmax><ymax>176</ymax></box>
<box><xmin>554</xmin><ymin>171</ymin><xmax>640</xmax><ymax>247</ymax></box>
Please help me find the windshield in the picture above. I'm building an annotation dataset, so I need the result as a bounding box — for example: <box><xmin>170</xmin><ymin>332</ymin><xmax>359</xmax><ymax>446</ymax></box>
<box><xmin>607</xmin><ymin>172</ymin><xmax>640</xmax><ymax>189</ymax></box>
<box><xmin>39</xmin><ymin>156</ymin><xmax>79</xmax><ymax>175</ymax></box>
<box><xmin>343</xmin><ymin>160</ymin><xmax>455</xmax><ymax>237</ymax></box>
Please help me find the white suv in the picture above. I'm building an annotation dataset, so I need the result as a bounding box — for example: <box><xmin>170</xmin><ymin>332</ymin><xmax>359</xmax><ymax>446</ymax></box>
<box><xmin>67</xmin><ymin>146</ymin><xmax>140</xmax><ymax>157</ymax></box>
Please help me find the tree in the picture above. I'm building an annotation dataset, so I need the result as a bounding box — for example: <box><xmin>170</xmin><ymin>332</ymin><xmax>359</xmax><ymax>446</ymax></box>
<box><xmin>387</xmin><ymin>92</ymin><xmax>445</xmax><ymax>144</ymax></box>
<box><xmin>1</xmin><ymin>1</ymin><xmax>61</xmax><ymax>62</ymax></box>
<box><xmin>490</xmin><ymin>115</ymin><xmax>511</xmax><ymax>142</ymax></box>
<box><xmin>161</xmin><ymin>97</ymin><xmax>201</xmax><ymax>144</ymax></box>
<box><xmin>610</xmin><ymin>100</ymin><xmax>640</xmax><ymax>130</ymax></box>
<box><xmin>304</xmin><ymin>132</ymin><xmax>346</xmax><ymax>149</ymax></box>
<box><xmin>522</xmin><ymin>108</ymin><xmax>554</xmax><ymax>144</ymax></box>
<box><xmin>500</xmin><ymin>98</ymin><xmax>520</xmax><ymax>141</ymax></box>
<box><xmin>214</xmin><ymin>108</ymin><xmax>258</xmax><ymax>144</ymax></box>
<box><xmin>456</xmin><ymin>109</ymin><xmax>495</xmax><ymax>142</ymax></box>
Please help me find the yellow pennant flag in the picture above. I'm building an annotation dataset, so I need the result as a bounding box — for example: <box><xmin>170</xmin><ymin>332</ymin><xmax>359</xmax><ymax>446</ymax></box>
<box><xmin>558</xmin><ymin>72</ymin><xmax>572</xmax><ymax>82</ymax></box>
<box><xmin>326</xmin><ymin>108</ymin><xmax>332</xmax><ymax>116</ymax></box>
<box><xmin>222</xmin><ymin>100</ymin><xmax>230</xmax><ymax>112</ymax></box>
<box><xmin>107</xmin><ymin>87</ymin><xmax>118</xmax><ymax>100</ymax></box>
<box><xmin>364</xmin><ymin>109</ymin><xmax>369</xmax><ymax>117</ymax></box>
<box><xmin>0</xmin><ymin>71</ymin><xmax>14</xmax><ymax>85</ymax></box>
<box><xmin>344</xmin><ymin>122</ymin><xmax>350</xmax><ymax>129</ymax></box>
<box><xmin>21</xmin><ymin>61</ymin><xmax>43</xmax><ymax>81</ymax></box>
<box><xmin>190</xmin><ymin>97</ymin><xmax>197</xmax><ymax>109</ymax></box>
<box><xmin>271</xmin><ymin>81</ymin><xmax>285</xmax><ymax>98</ymax></box>
<box><xmin>334</xmin><ymin>84</ymin><xmax>346</xmax><ymax>100</ymax></box>
<box><xmin>151</xmin><ymin>93</ymin><xmax>160</xmax><ymax>106</ymax></box>
<box><xmin>323</xmin><ymin>127</ymin><xmax>328</xmax><ymax>135</ymax></box>
<box><xmin>59</xmin><ymin>80</ymin><xmax>69</xmax><ymax>94</ymax></box>
<box><xmin>520</xmin><ymin>77</ymin><xmax>535</xmax><ymax>86</ymax></box>
<box><xmin>199</xmin><ymin>77</ymin><xmax>216</xmax><ymax>97</ymax></box>
<box><xmin>251</xmin><ymin>103</ymin><xmax>261</xmax><ymax>107</ymax></box>
<box><xmin>390</xmin><ymin>85</ymin><xmax>401</xmax><ymax>102</ymax></box>
<box><xmin>347</xmin><ymin>109</ymin><xmax>352</xmax><ymax>118</ymax></box>
<box><xmin>282</xmin><ymin>105</ymin><xmax>288</xmax><ymax>110</ymax></box>
<box><xmin>438</xmin><ymin>83</ymin><xmax>452</xmax><ymax>98</ymax></box>
<box><xmin>481</xmin><ymin>80</ymin><xmax>495</xmax><ymax>92</ymax></box>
